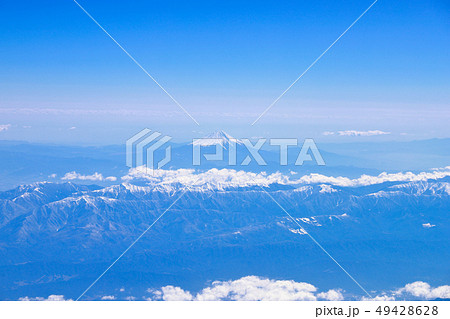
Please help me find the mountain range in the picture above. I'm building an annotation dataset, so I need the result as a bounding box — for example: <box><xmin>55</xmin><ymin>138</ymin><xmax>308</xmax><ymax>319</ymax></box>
<box><xmin>0</xmin><ymin>177</ymin><xmax>448</xmax><ymax>300</ymax></box>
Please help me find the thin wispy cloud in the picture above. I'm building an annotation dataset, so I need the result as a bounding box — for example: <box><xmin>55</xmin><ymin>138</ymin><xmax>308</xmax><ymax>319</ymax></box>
<box><xmin>19</xmin><ymin>295</ymin><xmax>69</xmax><ymax>301</ymax></box>
<box><xmin>338</xmin><ymin>130</ymin><xmax>390</xmax><ymax>136</ymax></box>
<box><xmin>323</xmin><ymin>130</ymin><xmax>391</xmax><ymax>136</ymax></box>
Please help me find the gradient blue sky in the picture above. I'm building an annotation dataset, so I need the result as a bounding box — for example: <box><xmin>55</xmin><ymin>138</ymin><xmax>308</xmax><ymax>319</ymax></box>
<box><xmin>0</xmin><ymin>0</ymin><xmax>449</xmax><ymax>144</ymax></box>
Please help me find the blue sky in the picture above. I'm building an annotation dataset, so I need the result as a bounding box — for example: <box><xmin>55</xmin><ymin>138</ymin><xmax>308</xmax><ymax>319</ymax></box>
<box><xmin>0</xmin><ymin>0</ymin><xmax>449</xmax><ymax>144</ymax></box>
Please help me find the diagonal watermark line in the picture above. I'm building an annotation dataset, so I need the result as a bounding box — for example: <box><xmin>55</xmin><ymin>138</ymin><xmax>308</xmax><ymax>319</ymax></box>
<box><xmin>251</xmin><ymin>0</ymin><xmax>379</xmax><ymax>125</ymax></box>
<box><xmin>257</xmin><ymin>185</ymin><xmax>373</xmax><ymax>298</ymax></box>
<box><xmin>72</xmin><ymin>0</ymin><xmax>200</xmax><ymax>126</ymax></box>
<box><xmin>76</xmin><ymin>186</ymin><xmax>191</xmax><ymax>301</ymax></box>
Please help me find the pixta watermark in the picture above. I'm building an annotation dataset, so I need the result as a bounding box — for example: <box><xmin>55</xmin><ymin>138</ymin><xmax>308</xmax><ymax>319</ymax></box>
<box><xmin>126</xmin><ymin>129</ymin><xmax>325</xmax><ymax>171</ymax></box>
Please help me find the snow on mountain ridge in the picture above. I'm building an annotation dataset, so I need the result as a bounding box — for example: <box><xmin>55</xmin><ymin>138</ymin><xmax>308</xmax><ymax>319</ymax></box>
<box><xmin>1</xmin><ymin>178</ymin><xmax>448</xmax><ymax>256</ymax></box>
<box><xmin>191</xmin><ymin>130</ymin><xmax>244</xmax><ymax>147</ymax></box>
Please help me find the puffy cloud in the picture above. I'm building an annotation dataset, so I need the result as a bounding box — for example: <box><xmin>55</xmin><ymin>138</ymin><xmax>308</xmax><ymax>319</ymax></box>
<box><xmin>19</xmin><ymin>295</ymin><xmax>70</xmax><ymax>301</ymax></box>
<box><xmin>62</xmin><ymin>171</ymin><xmax>117</xmax><ymax>182</ymax></box>
<box><xmin>319</xmin><ymin>184</ymin><xmax>337</xmax><ymax>193</ymax></box>
<box><xmin>396</xmin><ymin>282</ymin><xmax>450</xmax><ymax>300</ymax></box>
<box><xmin>422</xmin><ymin>223</ymin><xmax>436</xmax><ymax>228</ymax></box>
<box><xmin>148</xmin><ymin>286</ymin><xmax>193</xmax><ymax>301</ymax></box>
<box><xmin>362</xmin><ymin>282</ymin><xmax>450</xmax><ymax>301</ymax></box>
<box><xmin>196</xmin><ymin>277</ymin><xmax>317</xmax><ymax>301</ymax></box>
<box><xmin>121</xmin><ymin>166</ymin><xmax>450</xmax><ymax>189</ymax></box>
<box><xmin>0</xmin><ymin>124</ymin><xmax>11</xmax><ymax>132</ymax></box>
<box><xmin>317</xmin><ymin>289</ymin><xmax>344</xmax><ymax>301</ymax></box>
<box><xmin>148</xmin><ymin>276</ymin><xmax>342</xmax><ymax>301</ymax></box>
<box><xmin>337</xmin><ymin>130</ymin><xmax>390</xmax><ymax>136</ymax></box>
<box><xmin>145</xmin><ymin>279</ymin><xmax>450</xmax><ymax>301</ymax></box>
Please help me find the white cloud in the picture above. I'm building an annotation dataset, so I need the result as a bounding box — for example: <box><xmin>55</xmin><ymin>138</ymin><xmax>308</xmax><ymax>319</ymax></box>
<box><xmin>317</xmin><ymin>289</ymin><xmax>344</xmax><ymax>301</ymax></box>
<box><xmin>121</xmin><ymin>166</ymin><xmax>450</xmax><ymax>189</ymax></box>
<box><xmin>48</xmin><ymin>173</ymin><xmax>57</xmax><ymax>179</ymax></box>
<box><xmin>0</xmin><ymin>124</ymin><xmax>11</xmax><ymax>132</ymax></box>
<box><xmin>361</xmin><ymin>295</ymin><xmax>396</xmax><ymax>301</ymax></box>
<box><xmin>422</xmin><ymin>223</ymin><xmax>436</xmax><ymax>228</ymax></box>
<box><xmin>147</xmin><ymin>286</ymin><xmax>193</xmax><ymax>301</ymax></box>
<box><xmin>122</xmin><ymin>167</ymin><xmax>291</xmax><ymax>189</ymax></box>
<box><xmin>69</xmin><ymin>126</ymin><xmax>77</xmax><ymax>130</ymax></box>
<box><xmin>322</xmin><ymin>130</ymin><xmax>390</xmax><ymax>137</ymax></box>
<box><xmin>19</xmin><ymin>295</ymin><xmax>70</xmax><ymax>301</ymax></box>
<box><xmin>396</xmin><ymin>281</ymin><xmax>450</xmax><ymax>300</ymax></box>
<box><xmin>57</xmin><ymin>279</ymin><xmax>447</xmax><ymax>301</ymax></box>
<box><xmin>295</xmin><ymin>169</ymin><xmax>450</xmax><ymax>187</ymax></box>
<box><xmin>62</xmin><ymin>171</ymin><xmax>117</xmax><ymax>182</ymax></box>
<box><xmin>319</xmin><ymin>184</ymin><xmax>337</xmax><ymax>193</ymax></box>
<box><xmin>363</xmin><ymin>281</ymin><xmax>450</xmax><ymax>301</ymax></box>
<box><xmin>148</xmin><ymin>276</ymin><xmax>342</xmax><ymax>301</ymax></box>
<box><xmin>337</xmin><ymin>130</ymin><xmax>390</xmax><ymax>136</ymax></box>
<box><xmin>101</xmin><ymin>295</ymin><xmax>116</xmax><ymax>300</ymax></box>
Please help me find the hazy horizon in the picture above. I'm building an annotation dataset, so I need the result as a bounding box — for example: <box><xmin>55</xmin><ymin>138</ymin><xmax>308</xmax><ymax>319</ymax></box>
<box><xmin>1</xmin><ymin>0</ymin><xmax>449</xmax><ymax>144</ymax></box>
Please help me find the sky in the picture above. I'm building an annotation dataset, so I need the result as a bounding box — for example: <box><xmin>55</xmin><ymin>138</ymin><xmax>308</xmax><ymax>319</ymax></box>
<box><xmin>0</xmin><ymin>0</ymin><xmax>449</xmax><ymax>144</ymax></box>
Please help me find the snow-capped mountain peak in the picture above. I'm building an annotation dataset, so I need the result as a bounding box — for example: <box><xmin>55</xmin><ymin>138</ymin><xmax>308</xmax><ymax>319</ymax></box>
<box><xmin>192</xmin><ymin>130</ymin><xmax>243</xmax><ymax>147</ymax></box>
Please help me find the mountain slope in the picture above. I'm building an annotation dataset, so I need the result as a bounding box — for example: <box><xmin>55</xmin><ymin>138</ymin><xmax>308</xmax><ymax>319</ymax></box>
<box><xmin>0</xmin><ymin>179</ymin><xmax>448</xmax><ymax>299</ymax></box>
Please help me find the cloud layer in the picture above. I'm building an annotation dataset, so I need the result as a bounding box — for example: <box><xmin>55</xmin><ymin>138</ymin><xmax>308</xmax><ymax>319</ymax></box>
<box><xmin>61</xmin><ymin>171</ymin><xmax>117</xmax><ymax>182</ymax></box>
<box><xmin>146</xmin><ymin>278</ymin><xmax>450</xmax><ymax>301</ymax></box>
<box><xmin>147</xmin><ymin>276</ymin><xmax>343</xmax><ymax>301</ymax></box>
<box><xmin>18</xmin><ymin>279</ymin><xmax>450</xmax><ymax>301</ymax></box>
<box><xmin>121</xmin><ymin>166</ymin><xmax>450</xmax><ymax>189</ymax></box>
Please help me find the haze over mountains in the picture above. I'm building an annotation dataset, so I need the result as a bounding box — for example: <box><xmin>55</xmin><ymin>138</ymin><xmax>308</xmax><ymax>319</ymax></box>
<box><xmin>1</xmin><ymin>132</ymin><xmax>449</xmax><ymax>190</ymax></box>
